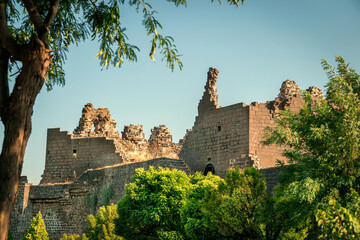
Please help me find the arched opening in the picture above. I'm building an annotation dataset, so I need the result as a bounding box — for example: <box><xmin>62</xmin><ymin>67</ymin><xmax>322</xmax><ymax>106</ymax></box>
<box><xmin>204</xmin><ymin>164</ymin><xmax>215</xmax><ymax>175</ymax></box>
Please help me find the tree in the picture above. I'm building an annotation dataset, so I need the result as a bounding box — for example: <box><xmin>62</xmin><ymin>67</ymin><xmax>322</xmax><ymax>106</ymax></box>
<box><xmin>181</xmin><ymin>172</ymin><xmax>224</xmax><ymax>240</ymax></box>
<box><xmin>115</xmin><ymin>167</ymin><xmax>191</xmax><ymax>240</ymax></box>
<box><xmin>201</xmin><ymin>167</ymin><xmax>267</xmax><ymax>239</ymax></box>
<box><xmin>87</xmin><ymin>204</ymin><xmax>122</xmax><ymax>240</ymax></box>
<box><xmin>263</xmin><ymin>57</ymin><xmax>360</xmax><ymax>239</ymax></box>
<box><xmin>60</xmin><ymin>234</ymin><xmax>89</xmax><ymax>240</ymax></box>
<box><xmin>22</xmin><ymin>211</ymin><xmax>48</xmax><ymax>240</ymax></box>
<box><xmin>0</xmin><ymin>0</ymin><xmax>244</xmax><ymax>238</ymax></box>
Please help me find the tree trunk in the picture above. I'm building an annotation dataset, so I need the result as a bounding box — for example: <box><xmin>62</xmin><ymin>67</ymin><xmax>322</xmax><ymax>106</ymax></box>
<box><xmin>0</xmin><ymin>37</ymin><xmax>51</xmax><ymax>240</ymax></box>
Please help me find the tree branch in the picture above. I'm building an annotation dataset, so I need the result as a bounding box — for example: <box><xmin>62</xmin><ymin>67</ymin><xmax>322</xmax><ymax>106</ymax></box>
<box><xmin>0</xmin><ymin>46</ymin><xmax>9</xmax><ymax>121</ymax></box>
<box><xmin>0</xmin><ymin>1</ymin><xmax>21</xmax><ymax>60</ymax></box>
<box><xmin>44</xmin><ymin>0</ymin><xmax>60</xmax><ymax>27</ymax></box>
<box><xmin>39</xmin><ymin>0</ymin><xmax>60</xmax><ymax>42</ymax></box>
<box><xmin>22</xmin><ymin>0</ymin><xmax>44</xmax><ymax>35</ymax></box>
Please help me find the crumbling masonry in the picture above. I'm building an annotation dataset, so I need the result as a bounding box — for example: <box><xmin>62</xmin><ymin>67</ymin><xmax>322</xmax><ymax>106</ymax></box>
<box><xmin>11</xmin><ymin>68</ymin><xmax>322</xmax><ymax>239</ymax></box>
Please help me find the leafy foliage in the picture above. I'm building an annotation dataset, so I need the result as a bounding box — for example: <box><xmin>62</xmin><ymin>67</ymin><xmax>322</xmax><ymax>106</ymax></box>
<box><xmin>4</xmin><ymin>0</ymin><xmax>244</xmax><ymax>89</ymax></box>
<box><xmin>181</xmin><ymin>172</ymin><xmax>224</xmax><ymax>240</ymax></box>
<box><xmin>201</xmin><ymin>167</ymin><xmax>267</xmax><ymax>239</ymax></box>
<box><xmin>60</xmin><ymin>204</ymin><xmax>121</xmax><ymax>240</ymax></box>
<box><xmin>60</xmin><ymin>233</ymin><xmax>89</xmax><ymax>240</ymax></box>
<box><xmin>87</xmin><ymin>204</ymin><xmax>123</xmax><ymax>240</ymax></box>
<box><xmin>23</xmin><ymin>211</ymin><xmax>49</xmax><ymax>240</ymax></box>
<box><xmin>115</xmin><ymin>167</ymin><xmax>191</xmax><ymax>239</ymax></box>
<box><xmin>263</xmin><ymin>56</ymin><xmax>360</xmax><ymax>239</ymax></box>
<box><xmin>114</xmin><ymin>167</ymin><xmax>267</xmax><ymax>240</ymax></box>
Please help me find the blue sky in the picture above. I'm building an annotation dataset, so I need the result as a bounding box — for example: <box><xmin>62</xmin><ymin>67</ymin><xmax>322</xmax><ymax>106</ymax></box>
<box><xmin>2</xmin><ymin>0</ymin><xmax>360</xmax><ymax>184</ymax></box>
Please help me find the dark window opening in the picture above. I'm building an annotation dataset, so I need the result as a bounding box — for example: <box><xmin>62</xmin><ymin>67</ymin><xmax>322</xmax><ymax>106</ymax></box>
<box><xmin>73</xmin><ymin>149</ymin><xmax>77</xmax><ymax>154</ymax></box>
<box><xmin>204</xmin><ymin>164</ymin><xmax>215</xmax><ymax>175</ymax></box>
<box><xmin>207</xmin><ymin>158</ymin><xmax>211</xmax><ymax>161</ymax></box>
<box><xmin>218</xmin><ymin>126</ymin><xmax>221</xmax><ymax>132</ymax></box>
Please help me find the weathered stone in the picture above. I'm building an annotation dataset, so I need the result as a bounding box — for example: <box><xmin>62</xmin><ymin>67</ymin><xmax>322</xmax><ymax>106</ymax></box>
<box><xmin>278</xmin><ymin>80</ymin><xmax>301</xmax><ymax>101</ymax></box>
<box><xmin>180</xmin><ymin>68</ymin><xmax>319</xmax><ymax>178</ymax></box>
<box><xmin>198</xmin><ymin>67</ymin><xmax>221</xmax><ymax>113</ymax></box>
<box><xmin>306</xmin><ymin>86</ymin><xmax>323</xmax><ymax>99</ymax></box>
<box><xmin>148</xmin><ymin>125</ymin><xmax>181</xmax><ymax>159</ymax></box>
<box><xmin>121</xmin><ymin>124</ymin><xmax>146</xmax><ymax>144</ymax></box>
<box><xmin>73</xmin><ymin>103</ymin><xmax>119</xmax><ymax>138</ymax></box>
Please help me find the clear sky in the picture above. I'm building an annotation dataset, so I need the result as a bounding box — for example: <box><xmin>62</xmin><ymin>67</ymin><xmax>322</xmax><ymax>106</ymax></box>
<box><xmin>2</xmin><ymin>0</ymin><xmax>360</xmax><ymax>184</ymax></box>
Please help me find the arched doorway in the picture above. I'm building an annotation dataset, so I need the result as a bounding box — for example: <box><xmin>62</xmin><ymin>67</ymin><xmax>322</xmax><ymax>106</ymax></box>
<box><xmin>204</xmin><ymin>164</ymin><xmax>215</xmax><ymax>175</ymax></box>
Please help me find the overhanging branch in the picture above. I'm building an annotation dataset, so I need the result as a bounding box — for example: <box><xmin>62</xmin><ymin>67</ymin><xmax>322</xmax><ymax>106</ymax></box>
<box><xmin>0</xmin><ymin>1</ymin><xmax>21</xmax><ymax>60</ymax></box>
<box><xmin>22</xmin><ymin>0</ymin><xmax>45</xmax><ymax>36</ymax></box>
<box><xmin>43</xmin><ymin>0</ymin><xmax>60</xmax><ymax>32</ymax></box>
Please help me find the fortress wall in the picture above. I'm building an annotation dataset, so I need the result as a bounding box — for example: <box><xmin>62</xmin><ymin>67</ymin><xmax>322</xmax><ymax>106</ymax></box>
<box><xmin>181</xmin><ymin>103</ymin><xmax>251</xmax><ymax>178</ymax></box>
<box><xmin>248</xmin><ymin>96</ymin><xmax>304</xmax><ymax>169</ymax></box>
<box><xmin>40</xmin><ymin>128</ymin><xmax>73</xmax><ymax>184</ymax></box>
<box><xmin>11</xmin><ymin>158</ymin><xmax>188</xmax><ymax>240</ymax></box>
<box><xmin>248</xmin><ymin>103</ymin><xmax>284</xmax><ymax>168</ymax></box>
<box><xmin>40</xmin><ymin>128</ymin><xmax>123</xmax><ymax>184</ymax></box>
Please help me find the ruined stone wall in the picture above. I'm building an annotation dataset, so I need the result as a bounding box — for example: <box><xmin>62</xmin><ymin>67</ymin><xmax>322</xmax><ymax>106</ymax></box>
<box><xmin>248</xmin><ymin>102</ymin><xmax>286</xmax><ymax>169</ymax></box>
<box><xmin>11</xmin><ymin>158</ymin><xmax>189</xmax><ymax>240</ymax></box>
<box><xmin>248</xmin><ymin>81</ymin><xmax>305</xmax><ymax>169</ymax></box>
<box><xmin>180</xmin><ymin>68</ymin><xmax>323</xmax><ymax>176</ymax></box>
<box><xmin>181</xmin><ymin>71</ymin><xmax>255</xmax><ymax>178</ymax></box>
<box><xmin>40</xmin><ymin>107</ymin><xmax>181</xmax><ymax>184</ymax></box>
<box><xmin>40</xmin><ymin>128</ymin><xmax>124</xmax><ymax>184</ymax></box>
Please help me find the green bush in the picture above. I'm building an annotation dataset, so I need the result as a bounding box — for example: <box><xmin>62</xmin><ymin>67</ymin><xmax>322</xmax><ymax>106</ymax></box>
<box><xmin>23</xmin><ymin>211</ymin><xmax>48</xmax><ymax>240</ymax></box>
<box><xmin>114</xmin><ymin>166</ymin><xmax>267</xmax><ymax>240</ymax></box>
<box><xmin>115</xmin><ymin>167</ymin><xmax>191</xmax><ymax>239</ymax></box>
<box><xmin>87</xmin><ymin>204</ymin><xmax>122</xmax><ymax>240</ymax></box>
<box><xmin>60</xmin><ymin>233</ymin><xmax>89</xmax><ymax>240</ymax></box>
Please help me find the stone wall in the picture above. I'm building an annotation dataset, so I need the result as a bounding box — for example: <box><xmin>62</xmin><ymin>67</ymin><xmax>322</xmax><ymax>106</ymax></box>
<box><xmin>41</xmin><ymin>104</ymin><xmax>181</xmax><ymax>184</ymax></box>
<box><xmin>40</xmin><ymin>128</ymin><xmax>124</xmax><ymax>184</ymax></box>
<box><xmin>180</xmin><ymin>68</ymin><xmax>322</xmax><ymax>177</ymax></box>
<box><xmin>11</xmin><ymin>158</ymin><xmax>189</xmax><ymax>240</ymax></box>
<box><xmin>180</xmin><ymin>102</ymin><xmax>252</xmax><ymax>178</ymax></box>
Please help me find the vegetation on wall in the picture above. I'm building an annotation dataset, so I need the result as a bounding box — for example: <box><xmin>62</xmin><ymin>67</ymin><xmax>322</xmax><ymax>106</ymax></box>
<box><xmin>85</xmin><ymin>193</ymin><xmax>98</xmax><ymax>213</ymax></box>
<box><xmin>101</xmin><ymin>184</ymin><xmax>113</xmax><ymax>206</ymax></box>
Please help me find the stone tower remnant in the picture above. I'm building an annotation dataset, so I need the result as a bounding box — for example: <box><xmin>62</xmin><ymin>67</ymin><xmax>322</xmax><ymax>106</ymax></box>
<box><xmin>180</xmin><ymin>67</ymin><xmax>323</xmax><ymax>178</ymax></box>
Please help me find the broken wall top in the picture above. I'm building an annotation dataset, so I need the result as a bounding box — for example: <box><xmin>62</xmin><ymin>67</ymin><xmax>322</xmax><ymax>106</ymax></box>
<box><xmin>197</xmin><ymin>68</ymin><xmax>324</xmax><ymax>115</ymax></box>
